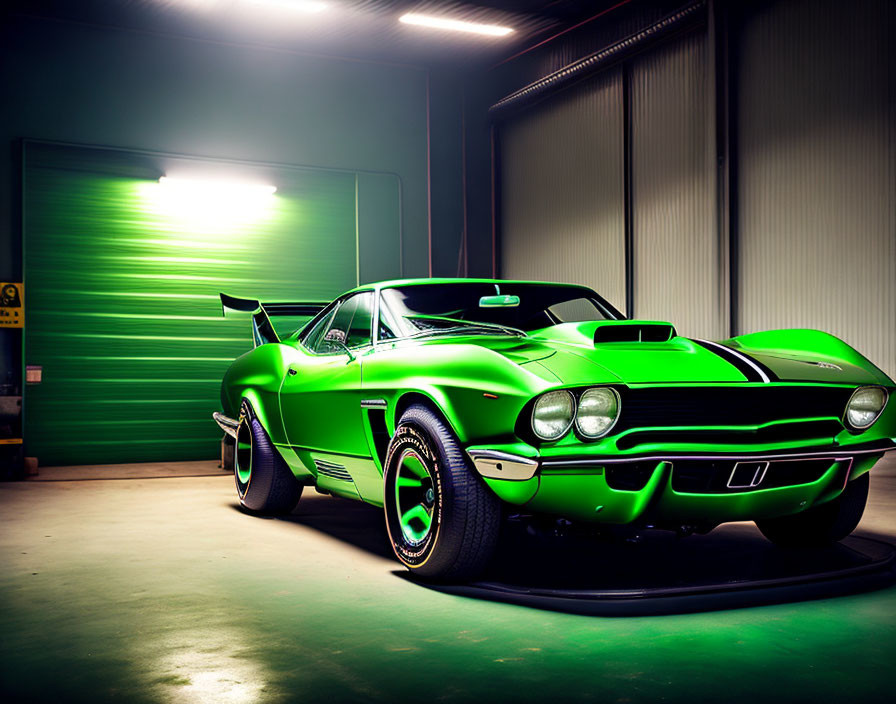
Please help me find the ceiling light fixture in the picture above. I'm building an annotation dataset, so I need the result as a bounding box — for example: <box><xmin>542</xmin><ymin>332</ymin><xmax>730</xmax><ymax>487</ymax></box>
<box><xmin>399</xmin><ymin>13</ymin><xmax>514</xmax><ymax>37</ymax></box>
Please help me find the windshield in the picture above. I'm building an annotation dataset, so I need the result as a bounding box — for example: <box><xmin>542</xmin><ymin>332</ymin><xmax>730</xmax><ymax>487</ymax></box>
<box><xmin>379</xmin><ymin>282</ymin><xmax>621</xmax><ymax>339</ymax></box>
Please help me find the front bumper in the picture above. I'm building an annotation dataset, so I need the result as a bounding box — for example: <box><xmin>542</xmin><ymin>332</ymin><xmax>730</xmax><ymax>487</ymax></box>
<box><xmin>467</xmin><ymin>439</ymin><xmax>896</xmax><ymax>525</ymax></box>
<box><xmin>213</xmin><ymin>412</ymin><xmax>239</xmax><ymax>438</ymax></box>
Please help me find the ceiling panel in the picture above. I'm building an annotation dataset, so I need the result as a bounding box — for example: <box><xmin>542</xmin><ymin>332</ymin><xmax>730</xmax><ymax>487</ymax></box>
<box><xmin>4</xmin><ymin>0</ymin><xmax>628</xmax><ymax>66</ymax></box>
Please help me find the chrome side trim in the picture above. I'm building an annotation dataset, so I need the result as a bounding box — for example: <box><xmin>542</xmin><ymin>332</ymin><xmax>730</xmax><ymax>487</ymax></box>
<box><xmin>361</xmin><ymin>399</ymin><xmax>388</xmax><ymax>409</ymax></box>
<box><xmin>467</xmin><ymin>449</ymin><xmax>539</xmax><ymax>481</ymax></box>
<box><xmin>213</xmin><ymin>412</ymin><xmax>239</xmax><ymax>439</ymax></box>
<box><xmin>541</xmin><ymin>443</ymin><xmax>895</xmax><ymax>468</ymax></box>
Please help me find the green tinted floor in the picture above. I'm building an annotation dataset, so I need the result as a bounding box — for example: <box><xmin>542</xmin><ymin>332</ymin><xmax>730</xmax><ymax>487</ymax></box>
<box><xmin>1</xmin><ymin>459</ymin><xmax>895</xmax><ymax>703</ymax></box>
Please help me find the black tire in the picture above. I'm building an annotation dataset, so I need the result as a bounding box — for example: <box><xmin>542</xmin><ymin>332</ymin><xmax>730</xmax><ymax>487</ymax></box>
<box><xmin>756</xmin><ymin>472</ymin><xmax>869</xmax><ymax>548</ymax></box>
<box><xmin>383</xmin><ymin>404</ymin><xmax>501</xmax><ymax>582</ymax></box>
<box><xmin>235</xmin><ymin>399</ymin><xmax>302</xmax><ymax>514</ymax></box>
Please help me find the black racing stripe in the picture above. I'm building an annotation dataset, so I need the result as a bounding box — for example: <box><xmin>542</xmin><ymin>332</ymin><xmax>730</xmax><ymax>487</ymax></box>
<box><xmin>733</xmin><ymin>349</ymin><xmax>780</xmax><ymax>382</ymax></box>
<box><xmin>691</xmin><ymin>339</ymin><xmax>768</xmax><ymax>383</ymax></box>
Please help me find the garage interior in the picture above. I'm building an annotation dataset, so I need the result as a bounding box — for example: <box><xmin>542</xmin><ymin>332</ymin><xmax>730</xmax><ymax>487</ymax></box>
<box><xmin>1</xmin><ymin>0</ymin><xmax>895</xmax><ymax>701</ymax></box>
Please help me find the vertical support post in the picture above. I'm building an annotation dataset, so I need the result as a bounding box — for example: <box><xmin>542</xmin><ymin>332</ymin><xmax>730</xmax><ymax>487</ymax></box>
<box><xmin>354</xmin><ymin>173</ymin><xmax>360</xmax><ymax>287</ymax></box>
<box><xmin>426</xmin><ymin>70</ymin><xmax>433</xmax><ymax>277</ymax></box>
<box><xmin>712</xmin><ymin>0</ymin><xmax>738</xmax><ymax>338</ymax></box>
<box><xmin>460</xmin><ymin>87</ymin><xmax>469</xmax><ymax>278</ymax></box>
<box><xmin>490</xmin><ymin>125</ymin><xmax>499</xmax><ymax>279</ymax></box>
<box><xmin>623</xmin><ymin>62</ymin><xmax>635</xmax><ymax>319</ymax></box>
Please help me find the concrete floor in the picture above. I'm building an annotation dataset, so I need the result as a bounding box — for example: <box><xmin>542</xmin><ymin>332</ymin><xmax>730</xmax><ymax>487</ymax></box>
<box><xmin>1</xmin><ymin>457</ymin><xmax>895</xmax><ymax>703</ymax></box>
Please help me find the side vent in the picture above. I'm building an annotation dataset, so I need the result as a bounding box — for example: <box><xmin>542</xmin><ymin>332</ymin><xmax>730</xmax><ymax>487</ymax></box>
<box><xmin>313</xmin><ymin>459</ymin><xmax>353</xmax><ymax>482</ymax></box>
<box><xmin>366</xmin><ymin>408</ymin><xmax>390</xmax><ymax>471</ymax></box>
<box><xmin>595</xmin><ymin>324</ymin><xmax>676</xmax><ymax>344</ymax></box>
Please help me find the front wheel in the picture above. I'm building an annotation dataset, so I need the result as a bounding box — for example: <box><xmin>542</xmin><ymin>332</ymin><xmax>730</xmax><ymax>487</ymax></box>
<box><xmin>383</xmin><ymin>404</ymin><xmax>501</xmax><ymax>582</ymax></box>
<box><xmin>756</xmin><ymin>472</ymin><xmax>869</xmax><ymax>547</ymax></box>
<box><xmin>235</xmin><ymin>399</ymin><xmax>302</xmax><ymax>514</ymax></box>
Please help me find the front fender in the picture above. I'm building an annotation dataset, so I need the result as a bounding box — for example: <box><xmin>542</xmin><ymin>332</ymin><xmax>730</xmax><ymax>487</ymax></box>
<box><xmin>390</xmin><ymin>384</ymin><xmax>531</xmax><ymax>445</ymax></box>
<box><xmin>366</xmin><ymin>343</ymin><xmax>550</xmax><ymax>445</ymax></box>
<box><xmin>729</xmin><ymin>329</ymin><xmax>894</xmax><ymax>386</ymax></box>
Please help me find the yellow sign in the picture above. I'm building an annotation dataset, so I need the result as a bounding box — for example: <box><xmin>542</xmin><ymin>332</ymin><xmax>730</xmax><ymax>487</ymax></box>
<box><xmin>0</xmin><ymin>282</ymin><xmax>23</xmax><ymax>328</ymax></box>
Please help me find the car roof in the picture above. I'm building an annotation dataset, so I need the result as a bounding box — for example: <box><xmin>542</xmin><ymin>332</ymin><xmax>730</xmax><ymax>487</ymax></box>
<box><xmin>342</xmin><ymin>278</ymin><xmax>592</xmax><ymax>296</ymax></box>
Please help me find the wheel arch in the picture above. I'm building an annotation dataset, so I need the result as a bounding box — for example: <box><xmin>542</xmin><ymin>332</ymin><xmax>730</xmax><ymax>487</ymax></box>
<box><xmin>239</xmin><ymin>389</ymin><xmax>277</xmax><ymax>441</ymax></box>
<box><xmin>392</xmin><ymin>391</ymin><xmax>467</xmax><ymax>443</ymax></box>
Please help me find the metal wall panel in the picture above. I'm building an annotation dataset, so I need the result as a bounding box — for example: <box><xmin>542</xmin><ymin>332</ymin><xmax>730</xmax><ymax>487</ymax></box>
<box><xmin>499</xmin><ymin>69</ymin><xmax>626</xmax><ymax>314</ymax></box>
<box><xmin>630</xmin><ymin>30</ymin><xmax>723</xmax><ymax>338</ymax></box>
<box><xmin>23</xmin><ymin>142</ymin><xmax>399</xmax><ymax>465</ymax></box>
<box><xmin>736</xmin><ymin>0</ymin><xmax>895</xmax><ymax>379</ymax></box>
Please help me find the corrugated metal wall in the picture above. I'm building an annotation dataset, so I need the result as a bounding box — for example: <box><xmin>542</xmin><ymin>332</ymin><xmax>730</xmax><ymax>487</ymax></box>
<box><xmin>499</xmin><ymin>69</ymin><xmax>627</xmax><ymax>314</ymax></box>
<box><xmin>499</xmin><ymin>32</ymin><xmax>719</xmax><ymax>331</ymax></box>
<box><xmin>23</xmin><ymin>142</ymin><xmax>400</xmax><ymax>465</ymax></box>
<box><xmin>630</xmin><ymin>30</ymin><xmax>723</xmax><ymax>338</ymax></box>
<box><xmin>497</xmin><ymin>0</ymin><xmax>894</xmax><ymax>380</ymax></box>
<box><xmin>735</xmin><ymin>0</ymin><xmax>895</xmax><ymax>379</ymax></box>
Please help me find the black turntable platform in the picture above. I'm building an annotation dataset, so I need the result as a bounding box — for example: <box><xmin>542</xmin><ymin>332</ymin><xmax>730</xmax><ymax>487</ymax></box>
<box><xmin>419</xmin><ymin>523</ymin><xmax>896</xmax><ymax>616</ymax></box>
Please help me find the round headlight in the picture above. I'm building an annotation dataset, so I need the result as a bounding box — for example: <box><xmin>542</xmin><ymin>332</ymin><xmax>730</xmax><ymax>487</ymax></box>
<box><xmin>575</xmin><ymin>387</ymin><xmax>620</xmax><ymax>438</ymax></box>
<box><xmin>532</xmin><ymin>390</ymin><xmax>575</xmax><ymax>441</ymax></box>
<box><xmin>845</xmin><ymin>386</ymin><xmax>887</xmax><ymax>430</ymax></box>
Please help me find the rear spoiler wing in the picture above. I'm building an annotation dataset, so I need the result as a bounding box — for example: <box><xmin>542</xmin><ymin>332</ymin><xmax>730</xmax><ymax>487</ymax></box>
<box><xmin>220</xmin><ymin>293</ymin><xmax>327</xmax><ymax>347</ymax></box>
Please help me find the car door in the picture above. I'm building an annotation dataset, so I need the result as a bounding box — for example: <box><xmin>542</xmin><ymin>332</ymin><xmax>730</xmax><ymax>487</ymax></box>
<box><xmin>280</xmin><ymin>291</ymin><xmax>373</xmax><ymax>459</ymax></box>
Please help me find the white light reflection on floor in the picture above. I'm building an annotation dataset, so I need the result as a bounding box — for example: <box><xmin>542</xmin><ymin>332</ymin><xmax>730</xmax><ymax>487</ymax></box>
<box><xmin>154</xmin><ymin>635</ymin><xmax>268</xmax><ymax>703</ymax></box>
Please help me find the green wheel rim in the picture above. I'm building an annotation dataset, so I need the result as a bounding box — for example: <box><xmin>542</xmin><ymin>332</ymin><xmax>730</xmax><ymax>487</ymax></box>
<box><xmin>394</xmin><ymin>450</ymin><xmax>435</xmax><ymax>546</ymax></box>
<box><xmin>235</xmin><ymin>417</ymin><xmax>252</xmax><ymax>486</ymax></box>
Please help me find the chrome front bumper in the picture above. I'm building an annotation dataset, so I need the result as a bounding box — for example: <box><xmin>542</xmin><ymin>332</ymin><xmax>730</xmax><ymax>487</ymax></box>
<box><xmin>467</xmin><ymin>438</ymin><xmax>896</xmax><ymax>482</ymax></box>
<box><xmin>213</xmin><ymin>412</ymin><xmax>239</xmax><ymax>439</ymax></box>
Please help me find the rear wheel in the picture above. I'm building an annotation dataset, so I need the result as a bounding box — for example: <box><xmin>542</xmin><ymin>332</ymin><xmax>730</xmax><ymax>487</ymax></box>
<box><xmin>383</xmin><ymin>404</ymin><xmax>501</xmax><ymax>582</ymax></box>
<box><xmin>756</xmin><ymin>472</ymin><xmax>869</xmax><ymax>547</ymax></box>
<box><xmin>235</xmin><ymin>399</ymin><xmax>302</xmax><ymax>514</ymax></box>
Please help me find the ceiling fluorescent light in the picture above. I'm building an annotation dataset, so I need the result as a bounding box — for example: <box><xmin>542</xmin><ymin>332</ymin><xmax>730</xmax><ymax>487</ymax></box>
<box><xmin>399</xmin><ymin>13</ymin><xmax>514</xmax><ymax>37</ymax></box>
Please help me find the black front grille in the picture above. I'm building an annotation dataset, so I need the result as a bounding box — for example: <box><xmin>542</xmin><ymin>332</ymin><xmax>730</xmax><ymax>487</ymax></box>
<box><xmin>615</xmin><ymin>386</ymin><xmax>850</xmax><ymax>432</ymax></box>
<box><xmin>671</xmin><ymin>458</ymin><xmax>835</xmax><ymax>494</ymax></box>
<box><xmin>615</xmin><ymin>420</ymin><xmax>843</xmax><ymax>450</ymax></box>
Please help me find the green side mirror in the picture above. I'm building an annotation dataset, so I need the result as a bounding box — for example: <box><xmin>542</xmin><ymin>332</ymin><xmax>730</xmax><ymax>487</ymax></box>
<box><xmin>479</xmin><ymin>295</ymin><xmax>520</xmax><ymax>308</ymax></box>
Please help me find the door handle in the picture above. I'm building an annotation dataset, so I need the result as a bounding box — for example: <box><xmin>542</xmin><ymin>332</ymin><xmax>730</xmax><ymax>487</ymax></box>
<box><xmin>288</xmin><ymin>368</ymin><xmax>298</xmax><ymax>376</ymax></box>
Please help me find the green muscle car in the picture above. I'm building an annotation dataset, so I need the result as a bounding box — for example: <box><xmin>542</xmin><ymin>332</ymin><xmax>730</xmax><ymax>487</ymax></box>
<box><xmin>214</xmin><ymin>279</ymin><xmax>895</xmax><ymax>581</ymax></box>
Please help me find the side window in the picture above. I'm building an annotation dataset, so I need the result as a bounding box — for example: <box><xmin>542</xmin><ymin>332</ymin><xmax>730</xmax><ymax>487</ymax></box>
<box><xmin>377</xmin><ymin>294</ymin><xmax>400</xmax><ymax>341</ymax></box>
<box><xmin>312</xmin><ymin>292</ymin><xmax>373</xmax><ymax>354</ymax></box>
<box><xmin>345</xmin><ymin>293</ymin><xmax>373</xmax><ymax>348</ymax></box>
<box><xmin>378</xmin><ymin>311</ymin><xmax>397</xmax><ymax>341</ymax></box>
<box><xmin>302</xmin><ymin>306</ymin><xmax>338</xmax><ymax>351</ymax></box>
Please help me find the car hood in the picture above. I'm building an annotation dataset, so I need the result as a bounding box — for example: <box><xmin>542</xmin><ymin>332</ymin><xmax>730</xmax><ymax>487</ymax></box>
<box><xmin>453</xmin><ymin>321</ymin><xmax>886</xmax><ymax>386</ymax></box>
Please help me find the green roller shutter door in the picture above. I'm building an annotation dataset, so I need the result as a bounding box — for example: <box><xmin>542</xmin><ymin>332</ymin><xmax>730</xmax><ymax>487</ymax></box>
<box><xmin>23</xmin><ymin>141</ymin><xmax>397</xmax><ymax>466</ymax></box>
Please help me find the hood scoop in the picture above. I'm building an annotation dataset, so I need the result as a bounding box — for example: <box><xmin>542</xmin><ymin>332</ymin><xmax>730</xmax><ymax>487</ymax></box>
<box><xmin>594</xmin><ymin>322</ymin><xmax>677</xmax><ymax>344</ymax></box>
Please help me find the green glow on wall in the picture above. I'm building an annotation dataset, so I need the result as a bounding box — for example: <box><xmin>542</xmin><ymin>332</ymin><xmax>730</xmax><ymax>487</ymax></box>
<box><xmin>24</xmin><ymin>142</ymin><xmax>397</xmax><ymax>465</ymax></box>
